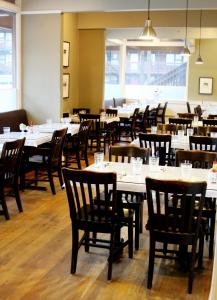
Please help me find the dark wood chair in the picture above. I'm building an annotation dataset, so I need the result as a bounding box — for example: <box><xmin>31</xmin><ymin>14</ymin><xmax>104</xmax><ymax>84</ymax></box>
<box><xmin>139</xmin><ymin>133</ymin><xmax>172</xmax><ymax>166</ymax></box>
<box><xmin>23</xmin><ymin>128</ymin><xmax>67</xmax><ymax>195</ymax></box>
<box><xmin>207</xmin><ymin>114</ymin><xmax>217</xmax><ymax>120</ymax></box>
<box><xmin>62</xmin><ymin>112</ymin><xmax>69</xmax><ymax>118</ymax></box>
<box><xmin>157</xmin><ymin>123</ymin><xmax>177</xmax><ymax>134</ymax></box>
<box><xmin>176</xmin><ymin>149</ymin><xmax>217</xmax><ymax>259</ymax></box>
<box><xmin>189</xmin><ymin>135</ymin><xmax>217</xmax><ymax>152</ymax></box>
<box><xmin>146</xmin><ymin>104</ymin><xmax>160</xmax><ymax>127</ymax></box>
<box><xmin>63</xmin><ymin>120</ymin><xmax>92</xmax><ymax>169</ymax></box>
<box><xmin>136</xmin><ymin>105</ymin><xmax>150</xmax><ymax>132</ymax></box>
<box><xmin>194</xmin><ymin>105</ymin><xmax>203</xmax><ymax>120</ymax></box>
<box><xmin>0</xmin><ymin>138</ymin><xmax>25</xmax><ymax>220</ymax></box>
<box><xmin>109</xmin><ymin>145</ymin><xmax>149</xmax><ymax>250</ymax></box>
<box><xmin>202</xmin><ymin>119</ymin><xmax>217</xmax><ymax>127</ymax></box>
<box><xmin>177</xmin><ymin>113</ymin><xmax>195</xmax><ymax>119</ymax></box>
<box><xmin>156</xmin><ymin>102</ymin><xmax>168</xmax><ymax>124</ymax></box>
<box><xmin>187</xmin><ymin>101</ymin><xmax>191</xmax><ymax>113</ymax></box>
<box><xmin>169</xmin><ymin>117</ymin><xmax>192</xmax><ymax>134</ymax></box>
<box><xmin>105</xmin><ymin>108</ymin><xmax>118</xmax><ymax>116</ymax></box>
<box><xmin>118</xmin><ymin>108</ymin><xmax>140</xmax><ymax>141</ymax></box>
<box><xmin>146</xmin><ymin>177</ymin><xmax>206</xmax><ymax>293</ymax></box>
<box><xmin>63</xmin><ymin>168</ymin><xmax>133</xmax><ymax>280</ymax></box>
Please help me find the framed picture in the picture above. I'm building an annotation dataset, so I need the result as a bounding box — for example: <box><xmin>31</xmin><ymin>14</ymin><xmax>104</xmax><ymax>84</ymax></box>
<box><xmin>63</xmin><ymin>41</ymin><xmax>70</xmax><ymax>67</ymax></box>
<box><xmin>199</xmin><ymin>77</ymin><xmax>213</xmax><ymax>95</ymax></box>
<box><xmin>63</xmin><ymin>73</ymin><xmax>70</xmax><ymax>99</ymax></box>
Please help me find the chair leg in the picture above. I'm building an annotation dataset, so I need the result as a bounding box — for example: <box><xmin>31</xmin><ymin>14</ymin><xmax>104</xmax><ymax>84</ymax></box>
<box><xmin>107</xmin><ymin>231</ymin><xmax>115</xmax><ymax>280</ymax></box>
<box><xmin>209</xmin><ymin>213</ymin><xmax>215</xmax><ymax>259</ymax></box>
<box><xmin>14</xmin><ymin>183</ymin><xmax>23</xmax><ymax>212</ymax></box>
<box><xmin>188</xmin><ymin>245</ymin><xmax>196</xmax><ymax>294</ymax></box>
<box><xmin>128</xmin><ymin>218</ymin><xmax>133</xmax><ymax>259</ymax></box>
<box><xmin>84</xmin><ymin>231</ymin><xmax>89</xmax><ymax>252</ymax></box>
<box><xmin>147</xmin><ymin>236</ymin><xmax>155</xmax><ymax>289</ymax></box>
<box><xmin>76</xmin><ymin>151</ymin><xmax>82</xmax><ymax>169</ymax></box>
<box><xmin>135</xmin><ymin>206</ymin><xmax>140</xmax><ymax>250</ymax></box>
<box><xmin>139</xmin><ymin>202</ymin><xmax>144</xmax><ymax>233</ymax></box>
<box><xmin>71</xmin><ymin>227</ymin><xmax>79</xmax><ymax>274</ymax></box>
<box><xmin>57</xmin><ymin>167</ymin><xmax>64</xmax><ymax>189</ymax></box>
<box><xmin>0</xmin><ymin>194</ymin><xmax>10</xmax><ymax>220</ymax></box>
<box><xmin>48</xmin><ymin>169</ymin><xmax>56</xmax><ymax>195</ymax></box>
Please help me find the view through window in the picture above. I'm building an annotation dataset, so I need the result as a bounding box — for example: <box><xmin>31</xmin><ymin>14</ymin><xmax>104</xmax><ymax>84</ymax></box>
<box><xmin>105</xmin><ymin>42</ymin><xmax>188</xmax><ymax>102</ymax></box>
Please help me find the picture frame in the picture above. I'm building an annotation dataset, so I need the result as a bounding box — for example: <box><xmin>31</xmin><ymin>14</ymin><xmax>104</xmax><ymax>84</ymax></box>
<box><xmin>63</xmin><ymin>41</ymin><xmax>70</xmax><ymax>67</ymax></box>
<box><xmin>63</xmin><ymin>73</ymin><xmax>70</xmax><ymax>99</ymax></box>
<box><xmin>199</xmin><ymin>77</ymin><xmax>213</xmax><ymax>95</ymax></box>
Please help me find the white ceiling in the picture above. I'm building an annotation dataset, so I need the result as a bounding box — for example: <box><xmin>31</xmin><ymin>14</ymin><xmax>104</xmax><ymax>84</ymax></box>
<box><xmin>21</xmin><ymin>0</ymin><xmax>217</xmax><ymax>13</ymax></box>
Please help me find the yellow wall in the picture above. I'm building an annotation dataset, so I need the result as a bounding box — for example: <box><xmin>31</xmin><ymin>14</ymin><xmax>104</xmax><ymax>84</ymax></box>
<box><xmin>78</xmin><ymin>29</ymin><xmax>105</xmax><ymax>113</ymax></box>
<box><xmin>62</xmin><ymin>13</ymin><xmax>79</xmax><ymax>115</ymax></box>
<box><xmin>188</xmin><ymin>39</ymin><xmax>217</xmax><ymax>102</ymax></box>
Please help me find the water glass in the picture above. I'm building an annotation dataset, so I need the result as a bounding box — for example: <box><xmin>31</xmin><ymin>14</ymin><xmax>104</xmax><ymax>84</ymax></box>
<box><xmin>186</xmin><ymin>128</ymin><xmax>194</xmax><ymax>136</ymax></box>
<box><xmin>151</xmin><ymin>126</ymin><xmax>157</xmax><ymax>134</ymax></box>
<box><xmin>94</xmin><ymin>152</ymin><xmax>104</xmax><ymax>166</ymax></box>
<box><xmin>46</xmin><ymin>119</ymin><xmax>52</xmax><ymax>125</ymax></box>
<box><xmin>193</xmin><ymin>116</ymin><xmax>199</xmax><ymax>123</ymax></box>
<box><xmin>210</xmin><ymin>132</ymin><xmax>217</xmax><ymax>138</ymax></box>
<box><xmin>180</xmin><ymin>162</ymin><xmax>192</xmax><ymax>179</ymax></box>
<box><xmin>131</xmin><ymin>157</ymin><xmax>143</xmax><ymax>175</ymax></box>
<box><xmin>149</xmin><ymin>155</ymin><xmax>159</xmax><ymax>171</ymax></box>
<box><xmin>3</xmin><ymin>127</ymin><xmax>10</xmax><ymax>134</ymax></box>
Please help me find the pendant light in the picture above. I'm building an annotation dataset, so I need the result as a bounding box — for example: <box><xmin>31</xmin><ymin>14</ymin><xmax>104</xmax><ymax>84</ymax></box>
<box><xmin>183</xmin><ymin>0</ymin><xmax>191</xmax><ymax>56</ymax></box>
<box><xmin>195</xmin><ymin>10</ymin><xmax>204</xmax><ymax>64</ymax></box>
<box><xmin>139</xmin><ymin>0</ymin><xmax>157</xmax><ymax>40</ymax></box>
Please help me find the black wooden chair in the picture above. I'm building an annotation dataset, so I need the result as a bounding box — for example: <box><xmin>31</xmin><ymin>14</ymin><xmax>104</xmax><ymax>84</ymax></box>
<box><xmin>63</xmin><ymin>120</ymin><xmax>92</xmax><ymax>169</ymax></box>
<box><xmin>177</xmin><ymin>113</ymin><xmax>195</xmax><ymax>120</ymax></box>
<box><xmin>136</xmin><ymin>105</ymin><xmax>150</xmax><ymax>132</ymax></box>
<box><xmin>22</xmin><ymin>128</ymin><xmax>67</xmax><ymax>195</ymax></box>
<box><xmin>176</xmin><ymin>149</ymin><xmax>217</xmax><ymax>259</ymax></box>
<box><xmin>139</xmin><ymin>133</ymin><xmax>172</xmax><ymax>166</ymax></box>
<box><xmin>194</xmin><ymin>105</ymin><xmax>203</xmax><ymax>120</ymax></box>
<box><xmin>145</xmin><ymin>177</ymin><xmax>206</xmax><ymax>293</ymax></box>
<box><xmin>207</xmin><ymin>114</ymin><xmax>217</xmax><ymax>120</ymax></box>
<box><xmin>202</xmin><ymin>119</ymin><xmax>217</xmax><ymax>127</ymax></box>
<box><xmin>109</xmin><ymin>145</ymin><xmax>149</xmax><ymax>250</ymax></box>
<box><xmin>118</xmin><ymin>108</ymin><xmax>140</xmax><ymax>141</ymax></box>
<box><xmin>169</xmin><ymin>117</ymin><xmax>192</xmax><ymax>134</ymax></box>
<box><xmin>0</xmin><ymin>138</ymin><xmax>25</xmax><ymax>220</ymax></box>
<box><xmin>189</xmin><ymin>135</ymin><xmax>217</xmax><ymax>152</ymax></box>
<box><xmin>157</xmin><ymin>123</ymin><xmax>178</xmax><ymax>134</ymax></box>
<box><xmin>63</xmin><ymin>168</ymin><xmax>134</xmax><ymax>280</ymax></box>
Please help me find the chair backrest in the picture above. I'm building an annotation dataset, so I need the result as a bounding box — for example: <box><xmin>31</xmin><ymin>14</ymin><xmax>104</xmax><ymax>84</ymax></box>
<box><xmin>177</xmin><ymin>113</ymin><xmax>195</xmax><ymax>120</ymax></box>
<box><xmin>146</xmin><ymin>177</ymin><xmax>206</xmax><ymax>237</ymax></box>
<box><xmin>0</xmin><ymin>138</ymin><xmax>25</xmax><ymax>184</ymax></box>
<box><xmin>139</xmin><ymin>133</ymin><xmax>171</xmax><ymax>165</ymax></box>
<box><xmin>77</xmin><ymin>120</ymin><xmax>92</xmax><ymax>150</ymax></box>
<box><xmin>156</xmin><ymin>102</ymin><xmax>167</xmax><ymax>124</ymax></box>
<box><xmin>196</xmin><ymin>126</ymin><xmax>208</xmax><ymax>136</ymax></box>
<box><xmin>79</xmin><ymin>113</ymin><xmax>101</xmax><ymax>135</ymax></box>
<box><xmin>176</xmin><ymin>149</ymin><xmax>217</xmax><ymax>169</ymax></box>
<box><xmin>50</xmin><ymin>128</ymin><xmax>67</xmax><ymax>166</ymax></box>
<box><xmin>105</xmin><ymin>108</ymin><xmax>118</xmax><ymax>117</ymax></box>
<box><xmin>113</xmin><ymin>97</ymin><xmax>126</xmax><ymax>108</ymax></box>
<box><xmin>169</xmin><ymin>117</ymin><xmax>192</xmax><ymax>134</ymax></box>
<box><xmin>157</xmin><ymin>123</ymin><xmax>177</xmax><ymax>134</ymax></box>
<box><xmin>207</xmin><ymin>114</ymin><xmax>217</xmax><ymax>120</ymax></box>
<box><xmin>109</xmin><ymin>145</ymin><xmax>149</xmax><ymax>164</ymax></box>
<box><xmin>189</xmin><ymin>135</ymin><xmax>217</xmax><ymax>152</ymax></box>
<box><xmin>203</xmin><ymin>119</ymin><xmax>217</xmax><ymax>127</ymax></box>
<box><xmin>63</xmin><ymin>168</ymin><xmax>117</xmax><ymax>225</ymax></box>
<box><xmin>72</xmin><ymin>108</ymin><xmax>90</xmax><ymax>114</ymax></box>
<box><xmin>62</xmin><ymin>112</ymin><xmax>69</xmax><ymax>118</ymax></box>
<box><xmin>194</xmin><ymin>105</ymin><xmax>203</xmax><ymax>119</ymax></box>
<box><xmin>186</xmin><ymin>101</ymin><xmax>191</xmax><ymax>113</ymax></box>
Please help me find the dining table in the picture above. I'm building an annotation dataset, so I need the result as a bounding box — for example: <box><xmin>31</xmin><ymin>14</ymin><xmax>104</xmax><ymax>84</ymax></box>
<box><xmin>35</xmin><ymin>122</ymin><xmax>80</xmax><ymax>136</ymax></box>
<box><xmin>86</xmin><ymin>161</ymin><xmax>217</xmax><ymax>198</ymax></box>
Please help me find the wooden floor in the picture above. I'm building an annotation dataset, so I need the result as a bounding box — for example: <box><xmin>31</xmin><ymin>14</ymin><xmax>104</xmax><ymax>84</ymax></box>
<box><xmin>0</xmin><ymin>154</ymin><xmax>213</xmax><ymax>300</ymax></box>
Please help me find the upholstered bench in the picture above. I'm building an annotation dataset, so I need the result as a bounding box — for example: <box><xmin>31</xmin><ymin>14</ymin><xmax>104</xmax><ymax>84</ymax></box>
<box><xmin>0</xmin><ymin>109</ymin><xmax>29</xmax><ymax>133</ymax></box>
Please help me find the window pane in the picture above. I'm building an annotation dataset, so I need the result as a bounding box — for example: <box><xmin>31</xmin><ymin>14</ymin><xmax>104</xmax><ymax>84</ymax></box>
<box><xmin>104</xmin><ymin>46</ymin><xmax>121</xmax><ymax>100</ymax></box>
<box><xmin>0</xmin><ymin>11</ymin><xmax>15</xmax><ymax>89</ymax></box>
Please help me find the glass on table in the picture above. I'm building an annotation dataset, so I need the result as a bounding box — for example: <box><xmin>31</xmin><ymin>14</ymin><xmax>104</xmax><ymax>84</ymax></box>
<box><xmin>210</xmin><ymin>132</ymin><xmax>217</xmax><ymax>138</ymax></box>
<box><xmin>94</xmin><ymin>152</ymin><xmax>104</xmax><ymax>166</ymax></box>
<box><xmin>131</xmin><ymin>157</ymin><xmax>143</xmax><ymax>175</ymax></box>
<box><xmin>180</xmin><ymin>161</ymin><xmax>192</xmax><ymax>179</ymax></box>
<box><xmin>149</xmin><ymin>155</ymin><xmax>159</xmax><ymax>171</ymax></box>
<box><xmin>186</xmin><ymin>128</ymin><xmax>194</xmax><ymax>136</ymax></box>
<box><xmin>3</xmin><ymin>127</ymin><xmax>10</xmax><ymax>134</ymax></box>
<box><xmin>151</xmin><ymin>126</ymin><xmax>157</xmax><ymax>134</ymax></box>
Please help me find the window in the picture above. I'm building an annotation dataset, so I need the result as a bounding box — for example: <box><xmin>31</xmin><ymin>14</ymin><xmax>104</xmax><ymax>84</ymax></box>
<box><xmin>105</xmin><ymin>41</ymin><xmax>188</xmax><ymax>102</ymax></box>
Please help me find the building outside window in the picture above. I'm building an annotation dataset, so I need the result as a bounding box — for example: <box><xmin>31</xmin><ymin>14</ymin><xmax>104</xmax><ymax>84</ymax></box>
<box><xmin>105</xmin><ymin>41</ymin><xmax>188</xmax><ymax>102</ymax></box>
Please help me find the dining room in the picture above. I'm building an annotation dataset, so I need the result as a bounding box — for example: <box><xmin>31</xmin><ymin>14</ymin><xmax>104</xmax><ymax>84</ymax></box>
<box><xmin>1</xmin><ymin>0</ymin><xmax>217</xmax><ymax>299</ymax></box>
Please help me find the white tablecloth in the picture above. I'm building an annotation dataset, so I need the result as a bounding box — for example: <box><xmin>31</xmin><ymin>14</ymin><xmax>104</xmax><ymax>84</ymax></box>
<box><xmin>0</xmin><ymin>132</ymin><xmax>52</xmax><ymax>147</ymax></box>
<box><xmin>36</xmin><ymin>123</ymin><xmax>79</xmax><ymax>136</ymax></box>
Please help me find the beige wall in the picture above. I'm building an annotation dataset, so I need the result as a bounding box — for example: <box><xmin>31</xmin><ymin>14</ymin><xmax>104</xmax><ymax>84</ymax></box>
<box><xmin>78</xmin><ymin>29</ymin><xmax>105</xmax><ymax>113</ymax></box>
<box><xmin>188</xmin><ymin>39</ymin><xmax>217</xmax><ymax>102</ymax></box>
<box><xmin>62</xmin><ymin>13</ymin><xmax>79</xmax><ymax>115</ymax></box>
<box><xmin>22</xmin><ymin>14</ymin><xmax>61</xmax><ymax>124</ymax></box>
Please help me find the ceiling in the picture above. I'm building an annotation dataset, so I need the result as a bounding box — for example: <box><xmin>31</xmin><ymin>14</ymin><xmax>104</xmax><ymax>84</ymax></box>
<box><xmin>21</xmin><ymin>0</ymin><xmax>217</xmax><ymax>13</ymax></box>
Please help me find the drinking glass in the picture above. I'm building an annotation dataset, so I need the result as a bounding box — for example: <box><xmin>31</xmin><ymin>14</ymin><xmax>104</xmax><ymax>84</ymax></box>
<box><xmin>3</xmin><ymin>127</ymin><xmax>10</xmax><ymax>134</ymax></box>
<box><xmin>180</xmin><ymin>162</ymin><xmax>192</xmax><ymax>179</ymax></box>
<box><xmin>131</xmin><ymin>157</ymin><xmax>143</xmax><ymax>175</ymax></box>
<box><xmin>186</xmin><ymin>128</ymin><xmax>194</xmax><ymax>136</ymax></box>
<box><xmin>151</xmin><ymin>126</ymin><xmax>157</xmax><ymax>134</ymax></box>
<box><xmin>94</xmin><ymin>152</ymin><xmax>104</xmax><ymax>166</ymax></box>
<box><xmin>149</xmin><ymin>155</ymin><xmax>159</xmax><ymax>171</ymax></box>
